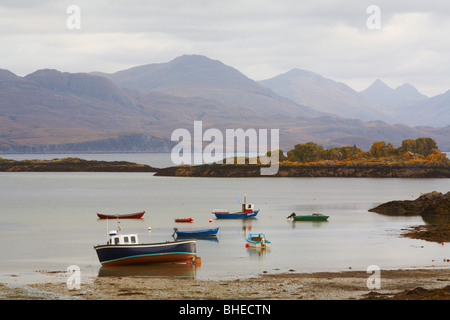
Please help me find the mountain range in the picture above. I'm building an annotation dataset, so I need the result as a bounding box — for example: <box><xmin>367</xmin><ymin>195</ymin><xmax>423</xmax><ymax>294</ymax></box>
<box><xmin>0</xmin><ymin>54</ymin><xmax>449</xmax><ymax>153</ymax></box>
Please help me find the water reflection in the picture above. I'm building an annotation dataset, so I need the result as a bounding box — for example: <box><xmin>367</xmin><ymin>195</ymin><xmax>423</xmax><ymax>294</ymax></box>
<box><xmin>241</xmin><ymin>219</ymin><xmax>254</xmax><ymax>237</ymax></box>
<box><xmin>246</xmin><ymin>247</ymin><xmax>271</xmax><ymax>259</ymax></box>
<box><xmin>288</xmin><ymin>220</ymin><xmax>329</xmax><ymax>229</ymax></box>
<box><xmin>97</xmin><ymin>263</ymin><xmax>200</xmax><ymax>279</ymax></box>
<box><xmin>422</xmin><ymin>215</ymin><xmax>450</xmax><ymax>225</ymax></box>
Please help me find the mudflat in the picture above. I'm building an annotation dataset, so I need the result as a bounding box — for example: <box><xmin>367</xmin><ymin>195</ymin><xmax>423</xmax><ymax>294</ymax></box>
<box><xmin>1</xmin><ymin>268</ymin><xmax>449</xmax><ymax>300</ymax></box>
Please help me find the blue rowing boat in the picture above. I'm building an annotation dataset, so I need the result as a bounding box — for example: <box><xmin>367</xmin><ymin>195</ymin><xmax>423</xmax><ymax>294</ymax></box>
<box><xmin>173</xmin><ymin>227</ymin><xmax>219</xmax><ymax>237</ymax></box>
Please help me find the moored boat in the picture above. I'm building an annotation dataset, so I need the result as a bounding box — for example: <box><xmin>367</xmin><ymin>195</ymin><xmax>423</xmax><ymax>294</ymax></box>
<box><xmin>175</xmin><ymin>217</ymin><xmax>194</xmax><ymax>223</ymax></box>
<box><xmin>287</xmin><ymin>212</ymin><xmax>329</xmax><ymax>221</ymax></box>
<box><xmin>213</xmin><ymin>195</ymin><xmax>259</xmax><ymax>219</ymax></box>
<box><xmin>94</xmin><ymin>229</ymin><xmax>197</xmax><ymax>266</ymax></box>
<box><xmin>97</xmin><ymin>211</ymin><xmax>145</xmax><ymax>219</ymax></box>
<box><xmin>246</xmin><ymin>233</ymin><xmax>271</xmax><ymax>248</ymax></box>
<box><xmin>173</xmin><ymin>227</ymin><xmax>219</xmax><ymax>237</ymax></box>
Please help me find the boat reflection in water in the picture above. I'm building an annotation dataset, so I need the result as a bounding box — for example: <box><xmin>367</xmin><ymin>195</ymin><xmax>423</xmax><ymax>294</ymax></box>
<box><xmin>246</xmin><ymin>245</ymin><xmax>271</xmax><ymax>259</ymax></box>
<box><xmin>98</xmin><ymin>263</ymin><xmax>200</xmax><ymax>279</ymax></box>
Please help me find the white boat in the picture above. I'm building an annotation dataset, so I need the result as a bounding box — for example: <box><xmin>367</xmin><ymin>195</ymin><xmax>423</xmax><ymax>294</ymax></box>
<box><xmin>245</xmin><ymin>233</ymin><xmax>271</xmax><ymax>248</ymax></box>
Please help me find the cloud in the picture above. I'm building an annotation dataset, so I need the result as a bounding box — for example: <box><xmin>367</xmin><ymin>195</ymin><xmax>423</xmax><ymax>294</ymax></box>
<box><xmin>0</xmin><ymin>0</ymin><xmax>449</xmax><ymax>96</ymax></box>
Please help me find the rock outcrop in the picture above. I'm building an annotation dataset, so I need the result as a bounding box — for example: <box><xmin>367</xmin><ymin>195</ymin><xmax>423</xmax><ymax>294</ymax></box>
<box><xmin>155</xmin><ymin>163</ymin><xmax>450</xmax><ymax>178</ymax></box>
<box><xmin>369</xmin><ymin>191</ymin><xmax>450</xmax><ymax>216</ymax></box>
<box><xmin>0</xmin><ymin>157</ymin><xmax>158</xmax><ymax>172</ymax></box>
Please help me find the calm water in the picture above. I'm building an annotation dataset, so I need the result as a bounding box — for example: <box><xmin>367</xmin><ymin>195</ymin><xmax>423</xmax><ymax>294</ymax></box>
<box><xmin>0</xmin><ymin>153</ymin><xmax>449</xmax><ymax>285</ymax></box>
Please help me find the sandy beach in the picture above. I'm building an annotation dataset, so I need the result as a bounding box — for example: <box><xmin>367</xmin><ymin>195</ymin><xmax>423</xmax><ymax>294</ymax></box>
<box><xmin>1</xmin><ymin>267</ymin><xmax>449</xmax><ymax>300</ymax></box>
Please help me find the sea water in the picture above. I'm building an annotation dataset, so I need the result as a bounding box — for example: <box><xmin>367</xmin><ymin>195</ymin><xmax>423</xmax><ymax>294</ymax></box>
<box><xmin>0</xmin><ymin>153</ymin><xmax>449</xmax><ymax>284</ymax></box>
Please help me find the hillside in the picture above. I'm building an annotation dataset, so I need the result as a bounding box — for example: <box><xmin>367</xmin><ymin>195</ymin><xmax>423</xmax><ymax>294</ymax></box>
<box><xmin>258</xmin><ymin>69</ymin><xmax>386</xmax><ymax>121</ymax></box>
<box><xmin>358</xmin><ymin>80</ymin><xmax>449</xmax><ymax>127</ymax></box>
<box><xmin>393</xmin><ymin>90</ymin><xmax>450</xmax><ymax>127</ymax></box>
<box><xmin>1</xmin><ymin>55</ymin><xmax>450</xmax><ymax>153</ymax></box>
<box><xmin>94</xmin><ymin>55</ymin><xmax>322</xmax><ymax>118</ymax></box>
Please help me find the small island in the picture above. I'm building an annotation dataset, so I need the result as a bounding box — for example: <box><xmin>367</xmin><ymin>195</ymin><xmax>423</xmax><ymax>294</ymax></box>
<box><xmin>0</xmin><ymin>157</ymin><xmax>158</xmax><ymax>172</ymax></box>
<box><xmin>156</xmin><ymin>138</ymin><xmax>450</xmax><ymax>178</ymax></box>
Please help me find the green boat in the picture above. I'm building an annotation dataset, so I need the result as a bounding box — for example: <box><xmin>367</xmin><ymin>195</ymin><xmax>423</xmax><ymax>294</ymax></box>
<box><xmin>287</xmin><ymin>212</ymin><xmax>329</xmax><ymax>221</ymax></box>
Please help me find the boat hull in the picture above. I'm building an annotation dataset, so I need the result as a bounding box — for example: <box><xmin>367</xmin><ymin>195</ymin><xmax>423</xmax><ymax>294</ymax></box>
<box><xmin>214</xmin><ymin>210</ymin><xmax>259</xmax><ymax>219</ymax></box>
<box><xmin>175</xmin><ymin>227</ymin><xmax>219</xmax><ymax>237</ymax></box>
<box><xmin>94</xmin><ymin>239</ymin><xmax>197</xmax><ymax>266</ymax></box>
<box><xmin>175</xmin><ymin>218</ymin><xmax>194</xmax><ymax>222</ymax></box>
<box><xmin>97</xmin><ymin>211</ymin><xmax>145</xmax><ymax>219</ymax></box>
<box><xmin>293</xmin><ymin>215</ymin><xmax>329</xmax><ymax>221</ymax></box>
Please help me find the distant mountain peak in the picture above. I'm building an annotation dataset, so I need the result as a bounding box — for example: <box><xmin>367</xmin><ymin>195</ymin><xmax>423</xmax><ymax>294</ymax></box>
<box><xmin>360</xmin><ymin>79</ymin><xmax>426</xmax><ymax>105</ymax></box>
<box><xmin>394</xmin><ymin>82</ymin><xmax>427</xmax><ymax>99</ymax></box>
<box><xmin>0</xmin><ymin>69</ymin><xmax>20</xmax><ymax>79</ymax></box>
<box><xmin>258</xmin><ymin>68</ymin><xmax>387</xmax><ymax>121</ymax></box>
<box><xmin>366</xmin><ymin>79</ymin><xmax>391</xmax><ymax>91</ymax></box>
<box><xmin>172</xmin><ymin>54</ymin><xmax>220</xmax><ymax>64</ymax></box>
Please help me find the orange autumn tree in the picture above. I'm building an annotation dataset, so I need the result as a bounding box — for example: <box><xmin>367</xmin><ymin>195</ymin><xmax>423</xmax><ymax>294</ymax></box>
<box><xmin>284</xmin><ymin>138</ymin><xmax>449</xmax><ymax>165</ymax></box>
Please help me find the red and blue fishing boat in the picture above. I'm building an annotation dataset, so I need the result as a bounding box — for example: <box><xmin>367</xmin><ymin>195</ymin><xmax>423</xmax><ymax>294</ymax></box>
<box><xmin>212</xmin><ymin>195</ymin><xmax>259</xmax><ymax>219</ymax></box>
<box><xmin>94</xmin><ymin>228</ymin><xmax>198</xmax><ymax>266</ymax></box>
<box><xmin>97</xmin><ymin>210</ymin><xmax>145</xmax><ymax>219</ymax></box>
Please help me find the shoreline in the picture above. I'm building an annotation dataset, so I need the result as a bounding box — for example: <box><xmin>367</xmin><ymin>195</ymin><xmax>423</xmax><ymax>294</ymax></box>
<box><xmin>1</xmin><ymin>158</ymin><xmax>449</xmax><ymax>178</ymax></box>
<box><xmin>1</xmin><ymin>267</ymin><xmax>449</xmax><ymax>300</ymax></box>
<box><xmin>155</xmin><ymin>163</ymin><xmax>450</xmax><ymax>178</ymax></box>
<box><xmin>0</xmin><ymin>157</ymin><xmax>158</xmax><ymax>172</ymax></box>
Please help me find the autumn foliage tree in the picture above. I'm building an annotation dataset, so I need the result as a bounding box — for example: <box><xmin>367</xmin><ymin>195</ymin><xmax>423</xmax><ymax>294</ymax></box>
<box><xmin>284</xmin><ymin>138</ymin><xmax>449</xmax><ymax>165</ymax></box>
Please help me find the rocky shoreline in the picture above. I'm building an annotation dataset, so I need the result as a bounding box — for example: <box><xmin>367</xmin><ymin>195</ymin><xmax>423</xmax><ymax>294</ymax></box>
<box><xmin>370</xmin><ymin>191</ymin><xmax>450</xmax><ymax>243</ymax></box>
<box><xmin>1</xmin><ymin>268</ymin><xmax>449</xmax><ymax>300</ymax></box>
<box><xmin>155</xmin><ymin>163</ymin><xmax>450</xmax><ymax>178</ymax></box>
<box><xmin>1</xmin><ymin>157</ymin><xmax>449</xmax><ymax>178</ymax></box>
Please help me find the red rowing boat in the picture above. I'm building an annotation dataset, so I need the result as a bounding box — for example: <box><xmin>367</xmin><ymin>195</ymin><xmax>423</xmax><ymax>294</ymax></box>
<box><xmin>175</xmin><ymin>217</ymin><xmax>194</xmax><ymax>222</ymax></box>
<box><xmin>97</xmin><ymin>211</ymin><xmax>145</xmax><ymax>219</ymax></box>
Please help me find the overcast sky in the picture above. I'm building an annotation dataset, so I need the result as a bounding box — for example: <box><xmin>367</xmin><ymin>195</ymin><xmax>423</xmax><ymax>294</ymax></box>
<box><xmin>1</xmin><ymin>0</ymin><xmax>449</xmax><ymax>96</ymax></box>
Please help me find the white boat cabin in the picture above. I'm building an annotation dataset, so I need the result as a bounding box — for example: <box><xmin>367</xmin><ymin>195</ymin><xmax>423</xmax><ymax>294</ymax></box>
<box><xmin>243</xmin><ymin>203</ymin><xmax>254</xmax><ymax>212</ymax></box>
<box><xmin>107</xmin><ymin>230</ymin><xmax>139</xmax><ymax>245</ymax></box>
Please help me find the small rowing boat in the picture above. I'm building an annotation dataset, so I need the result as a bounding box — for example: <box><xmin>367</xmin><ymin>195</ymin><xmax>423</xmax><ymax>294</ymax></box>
<box><xmin>246</xmin><ymin>233</ymin><xmax>271</xmax><ymax>248</ymax></box>
<box><xmin>175</xmin><ymin>217</ymin><xmax>194</xmax><ymax>223</ymax></box>
<box><xmin>287</xmin><ymin>212</ymin><xmax>329</xmax><ymax>221</ymax></box>
<box><xmin>173</xmin><ymin>227</ymin><xmax>219</xmax><ymax>237</ymax></box>
<box><xmin>97</xmin><ymin>211</ymin><xmax>145</xmax><ymax>219</ymax></box>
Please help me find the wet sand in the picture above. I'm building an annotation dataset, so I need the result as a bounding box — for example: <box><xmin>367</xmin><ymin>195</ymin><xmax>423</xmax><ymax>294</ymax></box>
<box><xmin>1</xmin><ymin>268</ymin><xmax>449</xmax><ymax>300</ymax></box>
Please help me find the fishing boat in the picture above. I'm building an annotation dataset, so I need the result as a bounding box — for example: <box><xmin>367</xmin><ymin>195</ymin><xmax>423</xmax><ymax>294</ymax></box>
<box><xmin>287</xmin><ymin>212</ymin><xmax>329</xmax><ymax>221</ymax></box>
<box><xmin>246</xmin><ymin>233</ymin><xmax>271</xmax><ymax>248</ymax></box>
<box><xmin>97</xmin><ymin>211</ymin><xmax>145</xmax><ymax>219</ymax></box>
<box><xmin>173</xmin><ymin>227</ymin><xmax>219</xmax><ymax>237</ymax></box>
<box><xmin>175</xmin><ymin>217</ymin><xmax>194</xmax><ymax>223</ymax></box>
<box><xmin>94</xmin><ymin>229</ymin><xmax>198</xmax><ymax>266</ymax></box>
<box><xmin>213</xmin><ymin>195</ymin><xmax>259</xmax><ymax>219</ymax></box>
